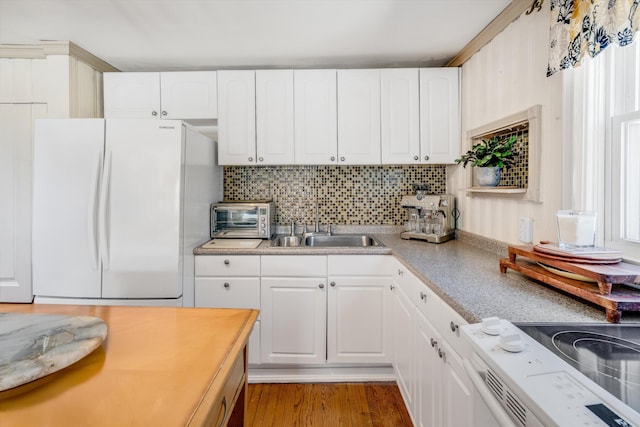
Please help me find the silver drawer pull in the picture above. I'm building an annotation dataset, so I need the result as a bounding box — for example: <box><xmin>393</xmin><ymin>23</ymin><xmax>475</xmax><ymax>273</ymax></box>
<box><xmin>224</xmin><ymin>259</ymin><xmax>230</xmax><ymax>265</ymax></box>
<box><xmin>223</xmin><ymin>282</ymin><xmax>230</xmax><ymax>289</ymax></box>
<box><xmin>450</xmin><ymin>321</ymin><xmax>459</xmax><ymax>332</ymax></box>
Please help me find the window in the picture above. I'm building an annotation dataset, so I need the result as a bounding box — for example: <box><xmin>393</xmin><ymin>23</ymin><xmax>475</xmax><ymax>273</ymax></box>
<box><xmin>609</xmin><ymin>111</ymin><xmax>640</xmax><ymax>259</ymax></box>
<box><xmin>564</xmin><ymin>39</ymin><xmax>640</xmax><ymax>263</ymax></box>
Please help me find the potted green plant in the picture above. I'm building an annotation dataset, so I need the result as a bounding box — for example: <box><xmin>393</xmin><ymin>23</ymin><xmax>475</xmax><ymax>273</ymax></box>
<box><xmin>455</xmin><ymin>135</ymin><xmax>518</xmax><ymax>186</ymax></box>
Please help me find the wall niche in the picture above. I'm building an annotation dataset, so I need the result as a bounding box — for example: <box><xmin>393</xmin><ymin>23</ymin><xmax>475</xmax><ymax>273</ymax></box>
<box><xmin>465</xmin><ymin>105</ymin><xmax>542</xmax><ymax>202</ymax></box>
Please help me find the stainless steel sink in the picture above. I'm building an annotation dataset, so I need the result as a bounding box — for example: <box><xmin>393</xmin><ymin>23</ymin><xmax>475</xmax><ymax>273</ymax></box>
<box><xmin>270</xmin><ymin>234</ymin><xmax>383</xmax><ymax>248</ymax></box>
<box><xmin>270</xmin><ymin>235</ymin><xmax>304</xmax><ymax>247</ymax></box>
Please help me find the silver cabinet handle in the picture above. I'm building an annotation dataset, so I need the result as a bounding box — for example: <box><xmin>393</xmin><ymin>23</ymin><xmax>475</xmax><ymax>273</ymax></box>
<box><xmin>330</xmin><ymin>281</ymin><xmax>336</xmax><ymax>287</ymax></box>
<box><xmin>330</xmin><ymin>156</ymin><xmax>336</xmax><ymax>161</ymax></box>
<box><xmin>413</xmin><ymin>155</ymin><xmax>419</xmax><ymax>161</ymax></box>
<box><xmin>248</xmin><ymin>157</ymin><xmax>254</xmax><ymax>162</ymax></box>
<box><xmin>398</xmin><ymin>269</ymin><xmax>404</xmax><ymax>277</ymax></box>
<box><xmin>430</xmin><ymin>338</ymin><xmax>437</xmax><ymax>348</ymax></box>
<box><xmin>340</xmin><ymin>156</ymin><xmax>345</xmax><ymax>162</ymax></box>
<box><xmin>390</xmin><ymin>284</ymin><xmax>395</xmax><ymax>291</ymax></box>
<box><xmin>438</xmin><ymin>348</ymin><xmax>445</xmax><ymax>359</ymax></box>
<box><xmin>450</xmin><ymin>321</ymin><xmax>459</xmax><ymax>333</ymax></box>
<box><xmin>224</xmin><ymin>259</ymin><xmax>230</xmax><ymax>265</ymax></box>
<box><xmin>424</xmin><ymin>155</ymin><xmax>430</xmax><ymax>161</ymax></box>
<box><xmin>258</xmin><ymin>157</ymin><xmax>264</xmax><ymax>162</ymax></box>
<box><xmin>223</xmin><ymin>282</ymin><xmax>230</xmax><ymax>289</ymax></box>
<box><xmin>319</xmin><ymin>283</ymin><xmax>325</xmax><ymax>289</ymax></box>
<box><xmin>151</xmin><ymin>111</ymin><xmax>158</xmax><ymax>116</ymax></box>
<box><xmin>161</xmin><ymin>111</ymin><xmax>167</xmax><ymax>116</ymax></box>
<box><xmin>420</xmin><ymin>292</ymin><xmax>427</xmax><ymax>301</ymax></box>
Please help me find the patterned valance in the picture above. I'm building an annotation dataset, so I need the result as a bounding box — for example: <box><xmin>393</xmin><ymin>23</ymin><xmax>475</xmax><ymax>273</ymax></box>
<box><xmin>548</xmin><ymin>0</ymin><xmax>640</xmax><ymax>76</ymax></box>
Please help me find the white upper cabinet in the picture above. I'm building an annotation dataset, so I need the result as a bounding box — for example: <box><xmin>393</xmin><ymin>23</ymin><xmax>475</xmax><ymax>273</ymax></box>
<box><xmin>294</xmin><ymin>69</ymin><xmax>338</xmax><ymax>164</ymax></box>
<box><xmin>337</xmin><ymin>69</ymin><xmax>381</xmax><ymax>164</ymax></box>
<box><xmin>217</xmin><ymin>70</ymin><xmax>257</xmax><ymax>165</ymax></box>
<box><xmin>381</xmin><ymin>68</ymin><xmax>420</xmax><ymax>164</ymax></box>
<box><xmin>419</xmin><ymin>68</ymin><xmax>460</xmax><ymax>164</ymax></box>
<box><xmin>103</xmin><ymin>71</ymin><xmax>217</xmax><ymax>120</ymax></box>
<box><xmin>256</xmin><ymin>70</ymin><xmax>295</xmax><ymax>164</ymax></box>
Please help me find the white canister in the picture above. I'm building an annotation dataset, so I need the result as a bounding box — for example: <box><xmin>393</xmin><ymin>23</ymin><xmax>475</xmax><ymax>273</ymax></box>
<box><xmin>556</xmin><ymin>210</ymin><xmax>597</xmax><ymax>248</ymax></box>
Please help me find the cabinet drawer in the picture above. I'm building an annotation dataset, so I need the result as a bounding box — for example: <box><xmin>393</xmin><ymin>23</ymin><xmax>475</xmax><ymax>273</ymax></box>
<box><xmin>329</xmin><ymin>255</ymin><xmax>393</xmax><ymax>275</ymax></box>
<box><xmin>434</xmin><ymin>299</ymin><xmax>470</xmax><ymax>359</ymax></box>
<box><xmin>195</xmin><ymin>277</ymin><xmax>260</xmax><ymax>311</ymax></box>
<box><xmin>210</xmin><ymin>349</ymin><xmax>245</xmax><ymax>427</ymax></box>
<box><xmin>261</xmin><ymin>255</ymin><xmax>326</xmax><ymax>277</ymax></box>
<box><xmin>195</xmin><ymin>255</ymin><xmax>260</xmax><ymax>276</ymax></box>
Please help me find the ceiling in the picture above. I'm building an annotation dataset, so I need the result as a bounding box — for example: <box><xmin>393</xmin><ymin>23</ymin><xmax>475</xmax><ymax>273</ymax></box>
<box><xmin>0</xmin><ymin>0</ymin><xmax>512</xmax><ymax>71</ymax></box>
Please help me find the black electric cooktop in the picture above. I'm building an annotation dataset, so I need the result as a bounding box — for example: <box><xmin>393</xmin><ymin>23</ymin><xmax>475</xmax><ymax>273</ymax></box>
<box><xmin>515</xmin><ymin>323</ymin><xmax>640</xmax><ymax>414</ymax></box>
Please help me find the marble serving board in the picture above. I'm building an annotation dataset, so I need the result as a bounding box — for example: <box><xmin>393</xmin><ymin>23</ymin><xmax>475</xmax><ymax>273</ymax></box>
<box><xmin>0</xmin><ymin>313</ymin><xmax>107</xmax><ymax>395</ymax></box>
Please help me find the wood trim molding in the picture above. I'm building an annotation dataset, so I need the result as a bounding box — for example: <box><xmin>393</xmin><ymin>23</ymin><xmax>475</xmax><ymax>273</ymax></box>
<box><xmin>446</xmin><ymin>0</ymin><xmax>535</xmax><ymax>67</ymax></box>
<box><xmin>0</xmin><ymin>41</ymin><xmax>119</xmax><ymax>72</ymax></box>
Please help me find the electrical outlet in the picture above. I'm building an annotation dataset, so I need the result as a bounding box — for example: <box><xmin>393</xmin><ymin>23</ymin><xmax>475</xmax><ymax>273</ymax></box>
<box><xmin>519</xmin><ymin>217</ymin><xmax>533</xmax><ymax>244</ymax></box>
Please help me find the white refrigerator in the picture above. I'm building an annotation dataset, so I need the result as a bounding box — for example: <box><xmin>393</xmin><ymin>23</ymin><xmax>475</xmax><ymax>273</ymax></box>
<box><xmin>32</xmin><ymin>119</ymin><xmax>222</xmax><ymax>307</ymax></box>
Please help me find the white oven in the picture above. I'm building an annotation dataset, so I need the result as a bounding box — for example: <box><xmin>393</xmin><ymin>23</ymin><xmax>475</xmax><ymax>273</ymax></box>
<box><xmin>461</xmin><ymin>318</ymin><xmax>640</xmax><ymax>427</ymax></box>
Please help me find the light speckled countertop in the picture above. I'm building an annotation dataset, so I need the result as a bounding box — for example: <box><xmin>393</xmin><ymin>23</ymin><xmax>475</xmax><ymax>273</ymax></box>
<box><xmin>194</xmin><ymin>228</ymin><xmax>640</xmax><ymax>324</ymax></box>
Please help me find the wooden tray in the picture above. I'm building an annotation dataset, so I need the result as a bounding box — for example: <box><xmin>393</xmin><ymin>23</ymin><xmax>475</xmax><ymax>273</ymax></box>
<box><xmin>500</xmin><ymin>245</ymin><xmax>640</xmax><ymax>323</ymax></box>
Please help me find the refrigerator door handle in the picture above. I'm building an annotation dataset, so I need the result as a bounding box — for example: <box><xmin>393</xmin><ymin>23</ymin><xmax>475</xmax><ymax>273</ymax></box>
<box><xmin>88</xmin><ymin>152</ymin><xmax>102</xmax><ymax>270</ymax></box>
<box><xmin>99</xmin><ymin>150</ymin><xmax>112</xmax><ymax>270</ymax></box>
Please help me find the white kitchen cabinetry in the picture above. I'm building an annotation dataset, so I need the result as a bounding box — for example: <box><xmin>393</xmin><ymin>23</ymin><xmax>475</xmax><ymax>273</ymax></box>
<box><xmin>381</xmin><ymin>68</ymin><xmax>420</xmax><ymax>164</ymax></box>
<box><xmin>337</xmin><ymin>69</ymin><xmax>381</xmax><ymax>164</ymax></box>
<box><xmin>1</xmin><ymin>42</ymin><xmax>109</xmax><ymax>303</ymax></box>
<box><xmin>294</xmin><ymin>69</ymin><xmax>338</xmax><ymax>164</ymax></box>
<box><xmin>255</xmin><ymin>70</ymin><xmax>295</xmax><ymax>164</ymax></box>
<box><xmin>194</xmin><ymin>255</ymin><xmax>261</xmax><ymax>364</ymax></box>
<box><xmin>260</xmin><ymin>256</ymin><xmax>327</xmax><ymax>364</ymax></box>
<box><xmin>419</xmin><ymin>68</ymin><xmax>461</xmax><ymax>164</ymax></box>
<box><xmin>392</xmin><ymin>259</ymin><xmax>473</xmax><ymax>427</ymax></box>
<box><xmin>327</xmin><ymin>255</ymin><xmax>393</xmax><ymax>364</ymax></box>
<box><xmin>392</xmin><ymin>276</ymin><xmax>416</xmax><ymax>413</ymax></box>
<box><xmin>217</xmin><ymin>70</ymin><xmax>257</xmax><ymax>165</ymax></box>
<box><xmin>103</xmin><ymin>71</ymin><xmax>217</xmax><ymax>120</ymax></box>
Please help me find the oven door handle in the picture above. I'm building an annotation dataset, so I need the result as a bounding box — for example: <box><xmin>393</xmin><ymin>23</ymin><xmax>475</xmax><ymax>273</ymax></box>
<box><xmin>463</xmin><ymin>358</ymin><xmax>518</xmax><ymax>427</ymax></box>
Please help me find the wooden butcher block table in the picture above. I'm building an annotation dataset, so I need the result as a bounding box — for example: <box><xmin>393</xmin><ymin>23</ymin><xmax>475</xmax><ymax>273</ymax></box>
<box><xmin>0</xmin><ymin>304</ymin><xmax>258</xmax><ymax>427</ymax></box>
<box><xmin>501</xmin><ymin>245</ymin><xmax>640</xmax><ymax>323</ymax></box>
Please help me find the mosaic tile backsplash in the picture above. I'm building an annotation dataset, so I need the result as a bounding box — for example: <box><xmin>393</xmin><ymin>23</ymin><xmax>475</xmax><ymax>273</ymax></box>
<box><xmin>223</xmin><ymin>165</ymin><xmax>447</xmax><ymax>225</ymax></box>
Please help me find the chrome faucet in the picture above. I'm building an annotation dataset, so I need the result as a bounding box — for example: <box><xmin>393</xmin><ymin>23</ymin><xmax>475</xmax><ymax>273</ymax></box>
<box><xmin>314</xmin><ymin>201</ymin><xmax>320</xmax><ymax>233</ymax></box>
<box><xmin>290</xmin><ymin>219</ymin><xmax>296</xmax><ymax>236</ymax></box>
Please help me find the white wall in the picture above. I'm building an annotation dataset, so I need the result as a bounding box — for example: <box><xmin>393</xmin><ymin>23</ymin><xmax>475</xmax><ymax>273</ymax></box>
<box><xmin>449</xmin><ymin>2</ymin><xmax>564</xmax><ymax>245</ymax></box>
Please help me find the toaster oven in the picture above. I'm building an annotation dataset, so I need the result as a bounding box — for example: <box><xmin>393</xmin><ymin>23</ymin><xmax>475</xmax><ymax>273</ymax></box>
<box><xmin>210</xmin><ymin>200</ymin><xmax>275</xmax><ymax>239</ymax></box>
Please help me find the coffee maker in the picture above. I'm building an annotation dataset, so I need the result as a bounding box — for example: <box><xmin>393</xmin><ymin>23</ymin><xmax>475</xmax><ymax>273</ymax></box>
<box><xmin>400</xmin><ymin>193</ymin><xmax>456</xmax><ymax>243</ymax></box>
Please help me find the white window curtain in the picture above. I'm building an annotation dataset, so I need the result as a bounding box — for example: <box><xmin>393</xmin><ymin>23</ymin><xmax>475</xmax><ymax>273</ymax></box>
<box><xmin>562</xmin><ymin>39</ymin><xmax>640</xmax><ymax>261</ymax></box>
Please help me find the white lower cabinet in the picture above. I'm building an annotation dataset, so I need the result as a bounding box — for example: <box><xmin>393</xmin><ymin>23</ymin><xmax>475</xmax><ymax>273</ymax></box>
<box><xmin>194</xmin><ymin>255</ymin><xmax>261</xmax><ymax>364</ymax></box>
<box><xmin>392</xmin><ymin>258</ymin><xmax>473</xmax><ymax>427</ymax></box>
<box><xmin>260</xmin><ymin>255</ymin><xmax>327</xmax><ymax>364</ymax></box>
<box><xmin>261</xmin><ymin>276</ymin><xmax>327</xmax><ymax>364</ymax></box>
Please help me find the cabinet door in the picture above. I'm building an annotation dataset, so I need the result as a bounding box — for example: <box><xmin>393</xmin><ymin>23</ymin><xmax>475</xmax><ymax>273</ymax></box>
<box><xmin>255</xmin><ymin>70</ymin><xmax>294</xmax><ymax>164</ymax></box>
<box><xmin>327</xmin><ymin>277</ymin><xmax>393</xmax><ymax>364</ymax></box>
<box><xmin>393</xmin><ymin>283</ymin><xmax>415</xmax><ymax>413</ymax></box>
<box><xmin>441</xmin><ymin>339</ymin><xmax>474</xmax><ymax>427</ymax></box>
<box><xmin>337</xmin><ymin>69</ymin><xmax>381</xmax><ymax>164</ymax></box>
<box><xmin>419</xmin><ymin>68</ymin><xmax>460</xmax><ymax>164</ymax></box>
<box><xmin>160</xmin><ymin>71</ymin><xmax>217</xmax><ymax>120</ymax></box>
<box><xmin>217</xmin><ymin>70</ymin><xmax>256</xmax><ymax>165</ymax></box>
<box><xmin>0</xmin><ymin>104</ymin><xmax>46</xmax><ymax>302</ymax></box>
<box><xmin>381</xmin><ymin>69</ymin><xmax>420</xmax><ymax>164</ymax></box>
<box><xmin>261</xmin><ymin>277</ymin><xmax>327</xmax><ymax>364</ymax></box>
<box><xmin>414</xmin><ymin>309</ymin><xmax>442</xmax><ymax>427</ymax></box>
<box><xmin>294</xmin><ymin>69</ymin><xmax>338</xmax><ymax>164</ymax></box>
<box><xmin>103</xmin><ymin>72</ymin><xmax>161</xmax><ymax>119</ymax></box>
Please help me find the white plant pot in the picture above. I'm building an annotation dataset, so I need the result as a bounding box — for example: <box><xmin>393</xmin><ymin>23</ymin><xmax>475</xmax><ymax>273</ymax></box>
<box><xmin>475</xmin><ymin>167</ymin><xmax>501</xmax><ymax>187</ymax></box>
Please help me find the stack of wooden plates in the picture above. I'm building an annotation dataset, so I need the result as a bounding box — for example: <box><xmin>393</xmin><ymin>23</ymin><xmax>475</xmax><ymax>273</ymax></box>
<box><xmin>533</xmin><ymin>243</ymin><xmax>623</xmax><ymax>264</ymax></box>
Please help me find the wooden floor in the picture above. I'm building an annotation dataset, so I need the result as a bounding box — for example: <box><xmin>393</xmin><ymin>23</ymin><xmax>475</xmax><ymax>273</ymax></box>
<box><xmin>246</xmin><ymin>382</ymin><xmax>413</xmax><ymax>427</ymax></box>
